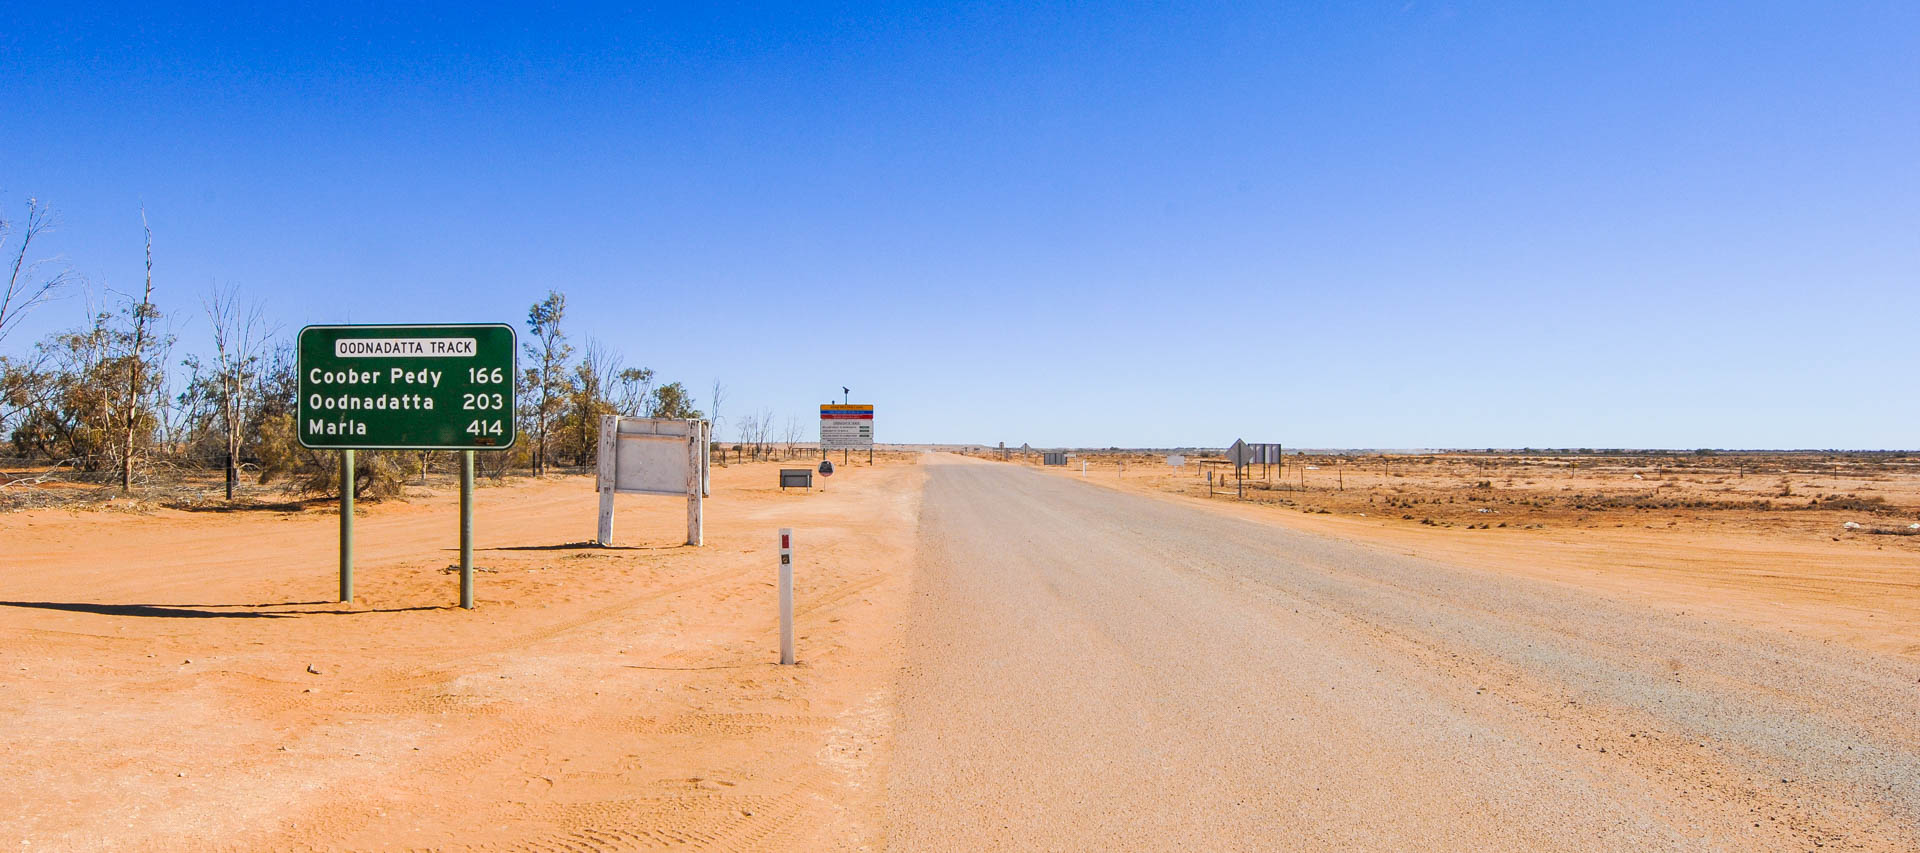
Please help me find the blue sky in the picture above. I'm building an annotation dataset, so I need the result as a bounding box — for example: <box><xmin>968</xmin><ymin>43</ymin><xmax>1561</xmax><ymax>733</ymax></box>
<box><xmin>3</xmin><ymin>3</ymin><xmax>1915</xmax><ymax>448</ymax></box>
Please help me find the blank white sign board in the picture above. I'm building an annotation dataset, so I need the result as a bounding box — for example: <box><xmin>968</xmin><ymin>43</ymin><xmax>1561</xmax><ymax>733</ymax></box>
<box><xmin>609</xmin><ymin>419</ymin><xmax>695</xmax><ymax>496</ymax></box>
<box><xmin>597</xmin><ymin>415</ymin><xmax>706</xmax><ymax>547</ymax></box>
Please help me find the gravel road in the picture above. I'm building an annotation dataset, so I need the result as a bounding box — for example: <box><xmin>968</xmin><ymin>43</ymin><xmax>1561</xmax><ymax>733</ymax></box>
<box><xmin>886</xmin><ymin>458</ymin><xmax>1920</xmax><ymax>851</ymax></box>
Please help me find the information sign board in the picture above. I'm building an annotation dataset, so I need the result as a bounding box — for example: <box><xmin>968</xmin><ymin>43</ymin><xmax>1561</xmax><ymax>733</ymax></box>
<box><xmin>298</xmin><ymin>324</ymin><xmax>516</xmax><ymax>450</ymax></box>
<box><xmin>820</xmin><ymin>404</ymin><xmax>875</xmax><ymax>449</ymax></box>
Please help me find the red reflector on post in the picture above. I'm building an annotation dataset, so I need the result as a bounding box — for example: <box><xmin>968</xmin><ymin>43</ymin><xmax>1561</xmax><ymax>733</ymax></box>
<box><xmin>781</xmin><ymin>534</ymin><xmax>789</xmax><ymax>549</ymax></box>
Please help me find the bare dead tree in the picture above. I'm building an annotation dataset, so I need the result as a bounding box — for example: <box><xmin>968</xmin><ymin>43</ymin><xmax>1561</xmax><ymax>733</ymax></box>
<box><xmin>782</xmin><ymin>415</ymin><xmax>801</xmax><ymax>460</ymax></box>
<box><xmin>735</xmin><ymin>410</ymin><xmax>762</xmax><ymax>460</ymax></box>
<box><xmin>120</xmin><ymin>209</ymin><xmax>158</xmax><ymax>494</ymax></box>
<box><xmin>203</xmin><ymin>284</ymin><xmax>274</xmax><ymax>500</ymax></box>
<box><xmin>0</xmin><ymin>197</ymin><xmax>73</xmax><ymax>346</ymax></box>
<box><xmin>1</xmin><ymin>199</ymin><xmax>75</xmax><ymax>437</ymax></box>
<box><xmin>572</xmin><ymin>338</ymin><xmax>623</xmax><ymax>464</ymax></box>
<box><xmin>708</xmin><ymin>379</ymin><xmax>726</xmax><ymax>438</ymax></box>
<box><xmin>754</xmin><ymin>407</ymin><xmax>774</xmax><ymax>460</ymax></box>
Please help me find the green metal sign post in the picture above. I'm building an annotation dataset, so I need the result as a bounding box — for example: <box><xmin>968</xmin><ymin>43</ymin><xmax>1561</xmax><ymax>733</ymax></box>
<box><xmin>460</xmin><ymin>450</ymin><xmax>475</xmax><ymax>610</ymax></box>
<box><xmin>298</xmin><ymin>324</ymin><xmax>516</xmax><ymax>609</ymax></box>
<box><xmin>340</xmin><ymin>449</ymin><xmax>354</xmax><ymax>601</ymax></box>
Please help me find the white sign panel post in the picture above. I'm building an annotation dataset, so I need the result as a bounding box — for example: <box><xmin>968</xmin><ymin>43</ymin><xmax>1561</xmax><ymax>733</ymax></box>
<box><xmin>597</xmin><ymin>415</ymin><xmax>707</xmax><ymax>547</ymax></box>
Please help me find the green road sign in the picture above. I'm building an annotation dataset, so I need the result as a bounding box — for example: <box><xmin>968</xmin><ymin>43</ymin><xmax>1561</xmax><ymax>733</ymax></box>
<box><xmin>298</xmin><ymin>323</ymin><xmax>517</xmax><ymax>450</ymax></box>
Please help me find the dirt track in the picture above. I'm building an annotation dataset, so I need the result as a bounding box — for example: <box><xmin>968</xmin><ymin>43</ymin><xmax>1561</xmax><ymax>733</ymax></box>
<box><xmin>889</xmin><ymin>457</ymin><xmax>1920</xmax><ymax>850</ymax></box>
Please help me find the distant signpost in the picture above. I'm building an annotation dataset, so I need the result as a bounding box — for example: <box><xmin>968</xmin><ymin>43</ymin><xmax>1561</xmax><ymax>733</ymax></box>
<box><xmin>1226</xmin><ymin>439</ymin><xmax>1252</xmax><ymax>467</ymax></box>
<box><xmin>296</xmin><ymin>323</ymin><xmax>517</xmax><ymax>610</ymax></box>
<box><xmin>1226</xmin><ymin>439</ymin><xmax>1252</xmax><ymax>498</ymax></box>
<box><xmin>1225</xmin><ymin>439</ymin><xmax>1283</xmax><ymax>481</ymax></box>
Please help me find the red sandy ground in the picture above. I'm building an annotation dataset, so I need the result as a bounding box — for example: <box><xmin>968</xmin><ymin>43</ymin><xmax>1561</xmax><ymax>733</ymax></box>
<box><xmin>0</xmin><ymin>457</ymin><xmax>921</xmax><ymax>851</ymax></box>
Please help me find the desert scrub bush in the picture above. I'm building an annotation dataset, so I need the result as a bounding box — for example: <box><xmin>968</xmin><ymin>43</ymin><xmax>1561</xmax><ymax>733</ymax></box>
<box><xmin>292</xmin><ymin>452</ymin><xmax>413</xmax><ymax>500</ymax></box>
<box><xmin>1806</xmin><ymin>494</ymin><xmax>1897</xmax><ymax>515</ymax></box>
<box><xmin>254</xmin><ymin>411</ymin><xmax>411</xmax><ymax>500</ymax></box>
<box><xmin>1865</xmin><ymin>526</ymin><xmax>1920</xmax><ymax>536</ymax></box>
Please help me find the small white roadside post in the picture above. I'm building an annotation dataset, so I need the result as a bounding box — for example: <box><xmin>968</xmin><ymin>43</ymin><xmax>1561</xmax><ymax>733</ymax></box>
<box><xmin>778</xmin><ymin>528</ymin><xmax>795</xmax><ymax>665</ymax></box>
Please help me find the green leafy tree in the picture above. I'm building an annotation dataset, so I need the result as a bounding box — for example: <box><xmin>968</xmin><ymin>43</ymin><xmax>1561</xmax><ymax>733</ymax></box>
<box><xmin>647</xmin><ymin>381</ymin><xmax>702</xmax><ymax>420</ymax></box>
<box><xmin>522</xmin><ymin>290</ymin><xmax>574</xmax><ymax>475</ymax></box>
<box><xmin>614</xmin><ymin>366</ymin><xmax>654</xmax><ymax>415</ymax></box>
